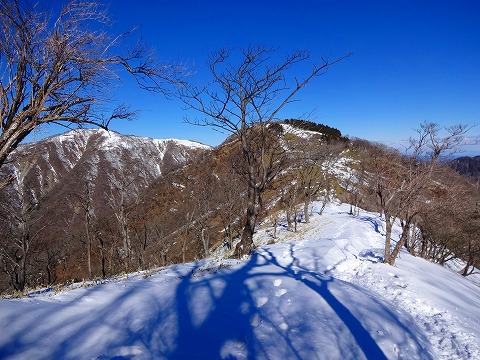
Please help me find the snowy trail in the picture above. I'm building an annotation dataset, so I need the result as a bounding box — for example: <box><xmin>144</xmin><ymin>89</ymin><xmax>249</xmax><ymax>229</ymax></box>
<box><xmin>0</xmin><ymin>202</ymin><xmax>479</xmax><ymax>359</ymax></box>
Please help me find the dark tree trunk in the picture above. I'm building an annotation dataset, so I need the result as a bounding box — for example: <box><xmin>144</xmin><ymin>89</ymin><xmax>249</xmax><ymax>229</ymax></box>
<box><xmin>461</xmin><ymin>261</ymin><xmax>473</xmax><ymax>276</ymax></box>
<box><xmin>389</xmin><ymin>217</ymin><xmax>415</xmax><ymax>266</ymax></box>
<box><xmin>383</xmin><ymin>215</ymin><xmax>394</xmax><ymax>265</ymax></box>
<box><xmin>235</xmin><ymin>186</ymin><xmax>257</xmax><ymax>257</ymax></box>
<box><xmin>390</xmin><ymin>229</ymin><xmax>408</xmax><ymax>265</ymax></box>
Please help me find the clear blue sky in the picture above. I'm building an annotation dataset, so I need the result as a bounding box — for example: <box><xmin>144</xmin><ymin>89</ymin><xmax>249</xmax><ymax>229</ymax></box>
<box><xmin>35</xmin><ymin>0</ymin><xmax>480</xmax><ymax>155</ymax></box>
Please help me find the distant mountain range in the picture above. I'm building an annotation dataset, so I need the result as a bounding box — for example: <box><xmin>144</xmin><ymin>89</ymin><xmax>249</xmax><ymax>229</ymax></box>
<box><xmin>449</xmin><ymin>156</ymin><xmax>480</xmax><ymax>178</ymax></box>
<box><xmin>2</xmin><ymin>128</ymin><xmax>210</xmax><ymax>201</ymax></box>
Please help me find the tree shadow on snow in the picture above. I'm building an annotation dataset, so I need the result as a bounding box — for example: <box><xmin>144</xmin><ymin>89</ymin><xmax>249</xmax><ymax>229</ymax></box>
<box><xmin>359</xmin><ymin>216</ymin><xmax>385</xmax><ymax>236</ymax></box>
<box><xmin>163</xmin><ymin>246</ymin><xmax>433</xmax><ymax>359</ymax></box>
<box><xmin>0</xmin><ymin>246</ymin><xmax>434</xmax><ymax>359</ymax></box>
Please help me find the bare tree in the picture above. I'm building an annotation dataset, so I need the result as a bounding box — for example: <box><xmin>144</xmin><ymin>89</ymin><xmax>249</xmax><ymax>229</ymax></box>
<box><xmin>460</xmin><ymin>180</ymin><xmax>480</xmax><ymax>275</ymax></box>
<box><xmin>105</xmin><ymin>168</ymin><xmax>142</xmax><ymax>272</ymax></box>
<box><xmin>365</xmin><ymin>122</ymin><xmax>472</xmax><ymax>266</ymax></box>
<box><xmin>185</xmin><ymin>171</ymin><xmax>217</xmax><ymax>258</ymax></box>
<box><xmin>344</xmin><ymin>139</ymin><xmax>370</xmax><ymax>216</ymax></box>
<box><xmin>152</xmin><ymin>224</ymin><xmax>169</xmax><ymax>267</ymax></box>
<box><xmin>0</xmin><ymin>0</ymin><xmax>181</xmax><ymax>170</ymax></box>
<box><xmin>178</xmin><ymin>46</ymin><xmax>351</xmax><ymax>256</ymax></box>
<box><xmin>279</xmin><ymin>178</ymin><xmax>300</xmax><ymax>231</ymax></box>
<box><xmin>0</xmin><ymin>180</ymin><xmax>47</xmax><ymax>291</ymax></box>
<box><xmin>298</xmin><ymin>140</ymin><xmax>343</xmax><ymax>221</ymax></box>
<box><xmin>217</xmin><ymin>170</ymin><xmax>245</xmax><ymax>249</ymax></box>
<box><xmin>416</xmin><ymin>172</ymin><xmax>480</xmax><ymax>273</ymax></box>
<box><xmin>72</xmin><ymin>177</ymin><xmax>96</xmax><ymax>279</ymax></box>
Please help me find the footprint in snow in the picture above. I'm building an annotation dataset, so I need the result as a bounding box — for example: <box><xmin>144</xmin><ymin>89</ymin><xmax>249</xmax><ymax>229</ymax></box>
<box><xmin>256</xmin><ymin>297</ymin><xmax>269</xmax><ymax>308</ymax></box>
<box><xmin>250</xmin><ymin>313</ymin><xmax>260</xmax><ymax>327</ymax></box>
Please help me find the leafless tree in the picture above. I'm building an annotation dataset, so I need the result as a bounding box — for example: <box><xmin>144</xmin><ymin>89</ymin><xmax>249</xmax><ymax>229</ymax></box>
<box><xmin>217</xmin><ymin>170</ymin><xmax>245</xmax><ymax>249</ymax></box>
<box><xmin>105</xmin><ymin>167</ymin><xmax>143</xmax><ymax>272</ymax></box>
<box><xmin>299</xmin><ymin>140</ymin><xmax>343</xmax><ymax>221</ymax></box>
<box><xmin>178</xmin><ymin>46</ymin><xmax>351</xmax><ymax>256</ymax></box>
<box><xmin>459</xmin><ymin>180</ymin><xmax>480</xmax><ymax>275</ymax></box>
<box><xmin>72</xmin><ymin>177</ymin><xmax>96</xmax><ymax>278</ymax></box>
<box><xmin>279</xmin><ymin>177</ymin><xmax>300</xmax><ymax>231</ymax></box>
<box><xmin>0</xmin><ymin>0</ymin><xmax>181</xmax><ymax>171</ymax></box>
<box><xmin>365</xmin><ymin>122</ymin><xmax>472</xmax><ymax>265</ymax></box>
<box><xmin>416</xmin><ymin>172</ymin><xmax>480</xmax><ymax>273</ymax></box>
<box><xmin>0</xmin><ymin>180</ymin><xmax>47</xmax><ymax>291</ymax></box>
<box><xmin>151</xmin><ymin>224</ymin><xmax>169</xmax><ymax>267</ymax></box>
<box><xmin>186</xmin><ymin>172</ymin><xmax>217</xmax><ymax>258</ymax></box>
<box><xmin>344</xmin><ymin>139</ymin><xmax>370</xmax><ymax>216</ymax></box>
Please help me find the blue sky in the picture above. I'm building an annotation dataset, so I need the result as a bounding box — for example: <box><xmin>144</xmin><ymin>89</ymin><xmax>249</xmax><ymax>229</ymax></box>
<box><xmin>34</xmin><ymin>0</ymin><xmax>480</xmax><ymax>155</ymax></box>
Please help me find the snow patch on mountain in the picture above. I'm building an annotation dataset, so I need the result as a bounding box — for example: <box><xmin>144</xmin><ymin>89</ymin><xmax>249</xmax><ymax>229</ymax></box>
<box><xmin>2</xmin><ymin>129</ymin><xmax>211</xmax><ymax>202</ymax></box>
<box><xmin>281</xmin><ymin>123</ymin><xmax>324</xmax><ymax>138</ymax></box>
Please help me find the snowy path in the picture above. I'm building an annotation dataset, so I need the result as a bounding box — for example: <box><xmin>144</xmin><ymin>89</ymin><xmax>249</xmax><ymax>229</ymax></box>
<box><xmin>0</xmin><ymin>202</ymin><xmax>479</xmax><ymax>359</ymax></box>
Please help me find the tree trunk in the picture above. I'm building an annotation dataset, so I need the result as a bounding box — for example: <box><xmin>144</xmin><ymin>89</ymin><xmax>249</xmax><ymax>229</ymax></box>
<box><xmin>98</xmin><ymin>238</ymin><xmax>107</xmax><ymax>278</ymax></box>
<box><xmin>46</xmin><ymin>259</ymin><xmax>54</xmax><ymax>285</ymax></box>
<box><xmin>182</xmin><ymin>238</ymin><xmax>187</xmax><ymax>263</ymax></box>
<box><xmin>319</xmin><ymin>202</ymin><xmax>327</xmax><ymax>216</ymax></box>
<box><xmin>273</xmin><ymin>218</ymin><xmax>277</xmax><ymax>239</ymax></box>
<box><xmin>389</xmin><ymin>229</ymin><xmax>408</xmax><ymax>266</ymax></box>
<box><xmin>286</xmin><ymin>209</ymin><xmax>293</xmax><ymax>229</ymax></box>
<box><xmin>383</xmin><ymin>215</ymin><xmax>394</xmax><ymax>265</ymax></box>
<box><xmin>160</xmin><ymin>250</ymin><xmax>167</xmax><ymax>267</ymax></box>
<box><xmin>100</xmin><ymin>252</ymin><xmax>106</xmax><ymax>278</ymax></box>
<box><xmin>408</xmin><ymin>222</ymin><xmax>417</xmax><ymax>256</ymax></box>
<box><xmin>235</xmin><ymin>186</ymin><xmax>257</xmax><ymax>257</ymax></box>
<box><xmin>16</xmin><ymin>226</ymin><xmax>29</xmax><ymax>292</ymax></box>
<box><xmin>461</xmin><ymin>260</ymin><xmax>473</xmax><ymax>276</ymax></box>
<box><xmin>85</xmin><ymin>213</ymin><xmax>92</xmax><ymax>279</ymax></box>
<box><xmin>419</xmin><ymin>235</ymin><xmax>428</xmax><ymax>259</ymax></box>
<box><xmin>304</xmin><ymin>200</ymin><xmax>310</xmax><ymax>223</ymax></box>
<box><xmin>389</xmin><ymin>217</ymin><xmax>414</xmax><ymax>265</ymax></box>
<box><xmin>17</xmin><ymin>258</ymin><xmax>26</xmax><ymax>292</ymax></box>
<box><xmin>201</xmin><ymin>228</ymin><xmax>209</xmax><ymax>258</ymax></box>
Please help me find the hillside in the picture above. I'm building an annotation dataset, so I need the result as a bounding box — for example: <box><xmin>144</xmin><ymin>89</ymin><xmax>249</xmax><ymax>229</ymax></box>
<box><xmin>2</xmin><ymin>121</ymin><xmax>346</xmax><ymax>293</ymax></box>
<box><xmin>2</xmin><ymin>128</ymin><xmax>211</xmax><ymax>198</ymax></box>
<box><xmin>450</xmin><ymin>156</ymin><xmax>480</xmax><ymax>178</ymax></box>
<box><xmin>0</xmin><ymin>129</ymin><xmax>210</xmax><ymax>292</ymax></box>
<box><xmin>0</xmin><ymin>202</ymin><xmax>478</xmax><ymax>359</ymax></box>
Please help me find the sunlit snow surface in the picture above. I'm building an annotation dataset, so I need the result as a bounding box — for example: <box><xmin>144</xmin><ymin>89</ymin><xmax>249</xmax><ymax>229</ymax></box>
<box><xmin>0</xmin><ymin>202</ymin><xmax>479</xmax><ymax>359</ymax></box>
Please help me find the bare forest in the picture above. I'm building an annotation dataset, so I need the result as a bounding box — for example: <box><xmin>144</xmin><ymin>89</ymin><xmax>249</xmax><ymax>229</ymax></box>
<box><xmin>0</xmin><ymin>1</ymin><xmax>478</xmax><ymax>295</ymax></box>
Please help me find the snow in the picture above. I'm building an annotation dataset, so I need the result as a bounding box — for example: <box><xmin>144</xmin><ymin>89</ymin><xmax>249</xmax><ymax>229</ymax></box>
<box><xmin>1</xmin><ymin>202</ymin><xmax>479</xmax><ymax>359</ymax></box>
<box><xmin>40</xmin><ymin>128</ymin><xmax>211</xmax><ymax>152</ymax></box>
<box><xmin>280</xmin><ymin>123</ymin><xmax>322</xmax><ymax>138</ymax></box>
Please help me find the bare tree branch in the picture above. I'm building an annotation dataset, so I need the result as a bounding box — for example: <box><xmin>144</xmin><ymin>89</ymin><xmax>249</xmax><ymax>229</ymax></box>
<box><xmin>0</xmin><ymin>0</ymin><xmax>184</xmax><ymax>168</ymax></box>
<box><xmin>177</xmin><ymin>46</ymin><xmax>351</xmax><ymax>256</ymax></box>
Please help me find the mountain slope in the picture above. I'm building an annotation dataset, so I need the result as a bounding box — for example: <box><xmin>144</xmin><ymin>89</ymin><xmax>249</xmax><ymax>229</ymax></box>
<box><xmin>2</xmin><ymin>128</ymin><xmax>210</xmax><ymax>199</ymax></box>
<box><xmin>450</xmin><ymin>156</ymin><xmax>480</xmax><ymax>178</ymax></box>
<box><xmin>1</xmin><ymin>202</ymin><xmax>478</xmax><ymax>359</ymax></box>
<box><xmin>0</xmin><ymin>129</ymin><xmax>211</xmax><ymax>291</ymax></box>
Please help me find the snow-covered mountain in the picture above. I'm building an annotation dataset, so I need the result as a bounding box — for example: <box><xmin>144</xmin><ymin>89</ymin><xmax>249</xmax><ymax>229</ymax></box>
<box><xmin>2</xmin><ymin>128</ymin><xmax>210</xmax><ymax>200</ymax></box>
<box><xmin>1</xmin><ymin>201</ymin><xmax>478</xmax><ymax>359</ymax></box>
<box><xmin>0</xmin><ymin>129</ymin><xmax>211</xmax><ymax>292</ymax></box>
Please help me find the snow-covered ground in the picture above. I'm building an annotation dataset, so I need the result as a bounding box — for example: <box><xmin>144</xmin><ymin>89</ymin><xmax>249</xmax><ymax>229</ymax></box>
<box><xmin>0</xmin><ymin>202</ymin><xmax>479</xmax><ymax>359</ymax></box>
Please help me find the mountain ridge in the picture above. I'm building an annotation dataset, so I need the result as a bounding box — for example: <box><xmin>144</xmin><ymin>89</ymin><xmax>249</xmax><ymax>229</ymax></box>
<box><xmin>0</xmin><ymin>128</ymin><xmax>211</xmax><ymax>292</ymax></box>
<box><xmin>449</xmin><ymin>155</ymin><xmax>480</xmax><ymax>178</ymax></box>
